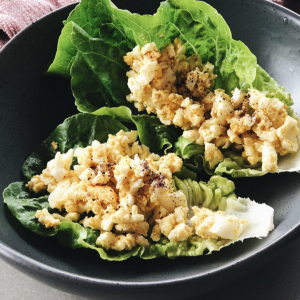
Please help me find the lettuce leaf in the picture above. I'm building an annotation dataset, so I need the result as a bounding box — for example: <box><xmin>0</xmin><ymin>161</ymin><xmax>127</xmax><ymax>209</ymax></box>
<box><xmin>4</xmin><ymin>114</ymin><xmax>271</xmax><ymax>260</ymax></box>
<box><xmin>92</xmin><ymin>106</ymin><xmax>181</xmax><ymax>152</ymax></box>
<box><xmin>173</xmin><ymin>166</ymin><xmax>197</xmax><ymax>181</ymax></box>
<box><xmin>111</xmin><ymin>0</ymin><xmax>256</xmax><ymax>93</ymax></box>
<box><xmin>47</xmin><ymin>0</ymin><xmax>134</xmax><ymax>78</ymax></box>
<box><xmin>173</xmin><ymin>175</ymin><xmax>236</xmax><ymax>211</ymax></box>
<box><xmin>47</xmin><ymin>0</ymin><xmax>135</xmax><ymax>113</ymax></box>
<box><xmin>22</xmin><ymin>113</ymin><xmax>128</xmax><ymax>181</ymax></box>
<box><xmin>48</xmin><ymin>0</ymin><xmax>292</xmax><ymax>112</ymax></box>
<box><xmin>2</xmin><ymin>178</ymin><xmax>243</xmax><ymax>260</ymax></box>
<box><xmin>244</xmin><ymin>65</ymin><xmax>293</xmax><ymax>106</ymax></box>
<box><xmin>70</xmin><ymin>22</ymin><xmax>132</xmax><ymax>112</ymax></box>
<box><xmin>3</xmin><ymin>182</ymin><xmax>57</xmax><ymax>237</ymax></box>
<box><xmin>173</xmin><ymin>136</ymin><xmax>262</xmax><ymax>178</ymax></box>
<box><xmin>174</xmin><ymin>136</ymin><xmax>205</xmax><ymax>174</ymax></box>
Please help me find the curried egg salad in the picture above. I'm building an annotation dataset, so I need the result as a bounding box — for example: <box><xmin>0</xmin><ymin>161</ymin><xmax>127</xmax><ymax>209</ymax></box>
<box><xmin>22</xmin><ymin>128</ymin><xmax>274</xmax><ymax>253</ymax></box>
<box><xmin>124</xmin><ymin>40</ymin><xmax>300</xmax><ymax>173</ymax></box>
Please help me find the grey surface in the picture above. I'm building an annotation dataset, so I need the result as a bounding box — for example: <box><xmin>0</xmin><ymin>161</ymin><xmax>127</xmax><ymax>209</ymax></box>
<box><xmin>1</xmin><ymin>237</ymin><xmax>300</xmax><ymax>300</ymax></box>
<box><xmin>1</xmin><ymin>0</ymin><xmax>300</xmax><ymax>299</ymax></box>
<box><xmin>0</xmin><ymin>260</ymin><xmax>85</xmax><ymax>300</ymax></box>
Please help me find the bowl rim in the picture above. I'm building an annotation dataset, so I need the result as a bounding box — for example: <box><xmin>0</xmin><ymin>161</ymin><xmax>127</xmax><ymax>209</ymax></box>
<box><xmin>1</xmin><ymin>0</ymin><xmax>300</xmax><ymax>288</ymax></box>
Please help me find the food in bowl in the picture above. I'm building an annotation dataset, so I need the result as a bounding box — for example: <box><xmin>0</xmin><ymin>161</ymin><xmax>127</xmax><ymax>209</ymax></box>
<box><xmin>3</xmin><ymin>0</ymin><xmax>300</xmax><ymax>260</ymax></box>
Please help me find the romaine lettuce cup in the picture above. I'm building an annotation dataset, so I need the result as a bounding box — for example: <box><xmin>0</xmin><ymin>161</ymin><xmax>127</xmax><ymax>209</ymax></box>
<box><xmin>48</xmin><ymin>0</ymin><xmax>291</xmax><ymax>107</ymax></box>
<box><xmin>3</xmin><ymin>113</ymin><xmax>274</xmax><ymax>261</ymax></box>
<box><xmin>46</xmin><ymin>0</ymin><xmax>300</xmax><ymax>178</ymax></box>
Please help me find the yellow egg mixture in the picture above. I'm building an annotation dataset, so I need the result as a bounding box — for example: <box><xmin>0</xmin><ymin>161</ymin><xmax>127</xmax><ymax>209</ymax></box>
<box><xmin>124</xmin><ymin>39</ymin><xmax>300</xmax><ymax>172</ymax></box>
<box><xmin>27</xmin><ymin>131</ymin><xmax>249</xmax><ymax>251</ymax></box>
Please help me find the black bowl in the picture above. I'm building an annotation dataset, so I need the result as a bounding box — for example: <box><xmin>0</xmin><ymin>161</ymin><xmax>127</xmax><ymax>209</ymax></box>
<box><xmin>1</xmin><ymin>1</ymin><xmax>300</xmax><ymax>299</ymax></box>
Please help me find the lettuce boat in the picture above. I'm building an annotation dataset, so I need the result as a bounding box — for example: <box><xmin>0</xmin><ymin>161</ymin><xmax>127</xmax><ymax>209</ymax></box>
<box><xmin>46</xmin><ymin>0</ymin><xmax>300</xmax><ymax>178</ymax></box>
<box><xmin>3</xmin><ymin>113</ymin><xmax>274</xmax><ymax>261</ymax></box>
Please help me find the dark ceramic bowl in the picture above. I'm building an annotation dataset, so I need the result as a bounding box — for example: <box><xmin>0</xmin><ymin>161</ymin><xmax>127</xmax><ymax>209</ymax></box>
<box><xmin>1</xmin><ymin>1</ymin><xmax>300</xmax><ymax>299</ymax></box>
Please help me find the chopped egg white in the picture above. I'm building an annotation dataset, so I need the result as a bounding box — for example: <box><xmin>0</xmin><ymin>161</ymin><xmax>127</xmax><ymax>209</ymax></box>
<box><xmin>192</xmin><ymin>196</ymin><xmax>274</xmax><ymax>242</ymax></box>
<box><xmin>156</xmin><ymin>207</ymin><xmax>193</xmax><ymax>242</ymax></box>
<box><xmin>191</xmin><ymin>207</ymin><xmax>248</xmax><ymax>240</ymax></box>
<box><xmin>204</xmin><ymin>142</ymin><xmax>224</xmax><ymax>169</ymax></box>
<box><xmin>35</xmin><ymin>209</ymin><xmax>61</xmax><ymax>228</ymax></box>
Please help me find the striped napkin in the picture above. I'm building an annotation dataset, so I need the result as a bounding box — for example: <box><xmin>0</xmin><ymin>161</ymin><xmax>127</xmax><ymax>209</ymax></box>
<box><xmin>0</xmin><ymin>0</ymin><xmax>79</xmax><ymax>49</ymax></box>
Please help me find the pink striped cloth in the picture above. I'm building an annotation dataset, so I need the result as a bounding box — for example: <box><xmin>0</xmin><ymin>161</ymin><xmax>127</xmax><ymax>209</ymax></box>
<box><xmin>0</xmin><ymin>0</ymin><xmax>79</xmax><ymax>49</ymax></box>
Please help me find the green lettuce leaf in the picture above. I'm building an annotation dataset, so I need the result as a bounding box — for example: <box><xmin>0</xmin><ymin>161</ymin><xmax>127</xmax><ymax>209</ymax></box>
<box><xmin>172</xmin><ymin>175</ymin><xmax>274</xmax><ymax>245</ymax></box>
<box><xmin>69</xmin><ymin>22</ymin><xmax>134</xmax><ymax>112</ymax></box>
<box><xmin>174</xmin><ymin>136</ymin><xmax>205</xmax><ymax>174</ymax></box>
<box><xmin>48</xmin><ymin>0</ymin><xmax>292</xmax><ymax>112</ymax></box>
<box><xmin>47</xmin><ymin>0</ymin><xmax>136</xmax><ymax>113</ymax></box>
<box><xmin>22</xmin><ymin>113</ymin><xmax>128</xmax><ymax>181</ymax></box>
<box><xmin>243</xmin><ymin>65</ymin><xmax>293</xmax><ymax>106</ymax></box>
<box><xmin>131</xmin><ymin>115</ymin><xmax>180</xmax><ymax>152</ymax></box>
<box><xmin>173</xmin><ymin>166</ymin><xmax>197</xmax><ymax>181</ymax></box>
<box><xmin>3</xmin><ymin>182</ymin><xmax>57</xmax><ymax>237</ymax></box>
<box><xmin>47</xmin><ymin>0</ymin><xmax>133</xmax><ymax>78</ymax></box>
<box><xmin>55</xmin><ymin>223</ymin><xmax>215</xmax><ymax>260</ymax></box>
<box><xmin>92</xmin><ymin>105</ymin><xmax>133</xmax><ymax>123</ymax></box>
<box><xmin>173</xmin><ymin>175</ymin><xmax>236</xmax><ymax>211</ymax></box>
<box><xmin>214</xmin><ymin>155</ymin><xmax>267</xmax><ymax>178</ymax></box>
<box><xmin>92</xmin><ymin>106</ymin><xmax>181</xmax><ymax>152</ymax></box>
<box><xmin>47</xmin><ymin>22</ymin><xmax>77</xmax><ymax>78</ymax></box>
<box><xmin>46</xmin><ymin>0</ymin><xmax>296</xmax><ymax>179</ymax></box>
